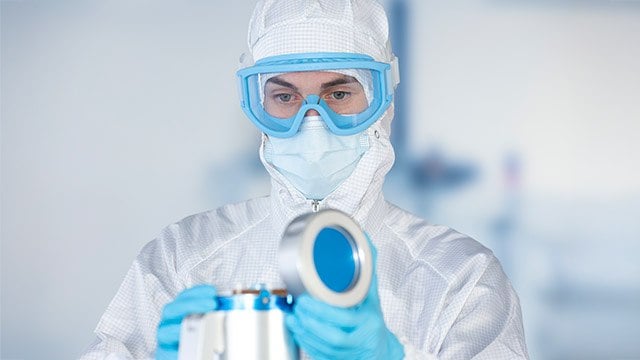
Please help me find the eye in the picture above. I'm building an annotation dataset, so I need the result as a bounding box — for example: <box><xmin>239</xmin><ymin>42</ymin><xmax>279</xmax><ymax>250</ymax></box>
<box><xmin>331</xmin><ymin>91</ymin><xmax>349</xmax><ymax>100</ymax></box>
<box><xmin>276</xmin><ymin>93</ymin><xmax>293</xmax><ymax>102</ymax></box>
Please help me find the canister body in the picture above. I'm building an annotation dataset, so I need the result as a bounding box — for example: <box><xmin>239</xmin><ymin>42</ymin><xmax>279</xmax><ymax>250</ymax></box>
<box><xmin>178</xmin><ymin>291</ymin><xmax>299</xmax><ymax>360</ymax></box>
<box><xmin>221</xmin><ymin>308</ymin><xmax>297</xmax><ymax>359</ymax></box>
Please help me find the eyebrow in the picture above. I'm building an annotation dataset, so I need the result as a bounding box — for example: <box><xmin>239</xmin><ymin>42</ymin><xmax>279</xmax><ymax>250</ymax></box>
<box><xmin>265</xmin><ymin>77</ymin><xmax>298</xmax><ymax>92</ymax></box>
<box><xmin>265</xmin><ymin>75</ymin><xmax>358</xmax><ymax>92</ymax></box>
<box><xmin>321</xmin><ymin>76</ymin><xmax>358</xmax><ymax>90</ymax></box>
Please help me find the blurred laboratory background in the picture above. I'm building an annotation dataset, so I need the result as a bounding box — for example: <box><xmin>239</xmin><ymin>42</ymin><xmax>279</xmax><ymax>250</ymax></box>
<box><xmin>2</xmin><ymin>1</ymin><xmax>639</xmax><ymax>359</ymax></box>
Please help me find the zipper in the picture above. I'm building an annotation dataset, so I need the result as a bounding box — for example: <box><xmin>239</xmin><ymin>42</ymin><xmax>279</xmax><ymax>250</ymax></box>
<box><xmin>311</xmin><ymin>200</ymin><xmax>320</xmax><ymax>213</ymax></box>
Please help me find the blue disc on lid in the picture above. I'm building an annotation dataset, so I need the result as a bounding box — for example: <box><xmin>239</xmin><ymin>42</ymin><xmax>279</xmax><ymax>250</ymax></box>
<box><xmin>279</xmin><ymin>209</ymin><xmax>373</xmax><ymax>308</ymax></box>
<box><xmin>313</xmin><ymin>227</ymin><xmax>357</xmax><ymax>292</ymax></box>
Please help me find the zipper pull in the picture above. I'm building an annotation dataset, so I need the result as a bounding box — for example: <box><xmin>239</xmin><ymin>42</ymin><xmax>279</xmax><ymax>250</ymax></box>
<box><xmin>311</xmin><ymin>200</ymin><xmax>320</xmax><ymax>213</ymax></box>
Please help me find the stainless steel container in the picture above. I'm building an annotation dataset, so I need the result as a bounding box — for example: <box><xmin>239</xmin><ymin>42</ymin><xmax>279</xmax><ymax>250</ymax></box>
<box><xmin>177</xmin><ymin>209</ymin><xmax>370</xmax><ymax>360</ymax></box>
<box><xmin>178</xmin><ymin>289</ymin><xmax>299</xmax><ymax>360</ymax></box>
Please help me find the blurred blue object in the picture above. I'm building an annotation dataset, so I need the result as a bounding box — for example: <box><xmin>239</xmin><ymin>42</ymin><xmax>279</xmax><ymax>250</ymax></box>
<box><xmin>387</xmin><ymin>0</ymin><xmax>409</xmax><ymax>164</ymax></box>
<box><xmin>408</xmin><ymin>150</ymin><xmax>477</xmax><ymax>189</ymax></box>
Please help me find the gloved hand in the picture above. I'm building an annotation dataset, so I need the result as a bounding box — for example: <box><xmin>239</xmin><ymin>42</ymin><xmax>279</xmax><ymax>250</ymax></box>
<box><xmin>156</xmin><ymin>285</ymin><xmax>217</xmax><ymax>360</ymax></box>
<box><xmin>285</xmin><ymin>237</ymin><xmax>404</xmax><ymax>360</ymax></box>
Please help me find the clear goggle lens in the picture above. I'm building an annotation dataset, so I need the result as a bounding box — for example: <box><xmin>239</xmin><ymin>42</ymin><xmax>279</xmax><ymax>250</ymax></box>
<box><xmin>261</xmin><ymin>69</ymin><xmax>372</xmax><ymax>119</ymax></box>
<box><xmin>237</xmin><ymin>53</ymin><xmax>396</xmax><ymax>138</ymax></box>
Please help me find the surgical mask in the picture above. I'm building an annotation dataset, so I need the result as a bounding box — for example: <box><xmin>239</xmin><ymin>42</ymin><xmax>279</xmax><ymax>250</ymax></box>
<box><xmin>264</xmin><ymin>116</ymin><xmax>370</xmax><ymax>200</ymax></box>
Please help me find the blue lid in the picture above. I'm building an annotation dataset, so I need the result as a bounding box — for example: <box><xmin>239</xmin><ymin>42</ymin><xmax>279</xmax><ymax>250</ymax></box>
<box><xmin>313</xmin><ymin>227</ymin><xmax>358</xmax><ymax>292</ymax></box>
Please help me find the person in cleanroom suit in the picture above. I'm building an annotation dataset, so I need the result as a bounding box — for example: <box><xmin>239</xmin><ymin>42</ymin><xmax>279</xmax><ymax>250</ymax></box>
<box><xmin>81</xmin><ymin>0</ymin><xmax>529</xmax><ymax>359</ymax></box>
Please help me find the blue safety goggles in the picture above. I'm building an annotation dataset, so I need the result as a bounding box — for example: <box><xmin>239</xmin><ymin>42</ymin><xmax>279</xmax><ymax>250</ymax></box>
<box><xmin>237</xmin><ymin>52</ymin><xmax>399</xmax><ymax>138</ymax></box>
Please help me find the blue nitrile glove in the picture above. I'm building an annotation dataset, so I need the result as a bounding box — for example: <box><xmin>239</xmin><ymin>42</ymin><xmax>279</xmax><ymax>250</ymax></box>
<box><xmin>285</xmin><ymin>236</ymin><xmax>404</xmax><ymax>360</ymax></box>
<box><xmin>156</xmin><ymin>285</ymin><xmax>217</xmax><ymax>360</ymax></box>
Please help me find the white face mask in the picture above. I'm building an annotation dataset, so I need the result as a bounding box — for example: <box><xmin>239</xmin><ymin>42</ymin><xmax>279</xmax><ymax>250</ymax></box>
<box><xmin>264</xmin><ymin>116</ymin><xmax>370</xmax><ymax>200</ymax></box>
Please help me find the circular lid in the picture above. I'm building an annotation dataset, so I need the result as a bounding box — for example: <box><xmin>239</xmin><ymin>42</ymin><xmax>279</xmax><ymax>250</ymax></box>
<box><xmin>278</xmin><ymin>209</ymin><xmax>373</xmax><ymax>307</ymax></box>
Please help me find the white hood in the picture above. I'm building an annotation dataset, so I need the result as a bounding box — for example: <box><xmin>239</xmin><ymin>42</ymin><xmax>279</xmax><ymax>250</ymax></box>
<box><xmin>247</xmin><ymin>0</ymin><xmax>397</xmax><ymax>235</ymax></box>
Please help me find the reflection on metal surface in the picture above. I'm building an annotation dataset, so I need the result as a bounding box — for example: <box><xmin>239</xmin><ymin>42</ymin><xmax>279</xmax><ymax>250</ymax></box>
<box><xmin>178</xmin><ymin>288</ymin><xmax>299</xmax><ymax>360</ymax></box>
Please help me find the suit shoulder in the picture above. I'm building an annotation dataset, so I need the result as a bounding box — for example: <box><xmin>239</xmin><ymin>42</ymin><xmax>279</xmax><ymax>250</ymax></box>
<box><xmin>383</xmin><ymin>202</ymin><xmax>495</xmax><ymax>282</ymax></box>
<box><xmin>137</xmin><ymin>197</ymin><xmax>271</xmax><ymax>277</ymax></box>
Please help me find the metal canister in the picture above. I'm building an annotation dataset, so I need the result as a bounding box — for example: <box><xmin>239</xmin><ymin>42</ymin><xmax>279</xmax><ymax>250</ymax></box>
<box><xmin>177</xmin><ymin>209</ymin><xmax>371</xmax><ymax>359</ymax></box>
<box><xmin>178</xmin><ymin>288</ymin><xmax>299</xmax><ymax>360</ymax></box>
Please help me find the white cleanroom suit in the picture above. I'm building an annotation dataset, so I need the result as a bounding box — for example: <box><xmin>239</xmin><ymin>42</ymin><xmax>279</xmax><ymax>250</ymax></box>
<box><xmin>81</xmin><ymin>0</ymin><xmax>528</xmax><ymax>358</ymax></box>
<box><xmin>81</xmin><ymin>100</ymin><xmax>528</xmax><ymax>359</ymax></box>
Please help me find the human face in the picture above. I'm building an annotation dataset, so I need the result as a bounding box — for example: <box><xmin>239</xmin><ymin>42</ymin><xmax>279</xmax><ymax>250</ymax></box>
<box><xmin>263</xmin><ymin>71</ymin><xmax>369</xmax><ymax>119</ymax></box>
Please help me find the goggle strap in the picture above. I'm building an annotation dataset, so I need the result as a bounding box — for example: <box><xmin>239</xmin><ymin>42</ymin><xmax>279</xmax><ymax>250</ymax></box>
<box><xmin>389</xmin><ymin>56</ymin><xmax>400</xmax><ymax>92</ymax></box>
<box><xmin>236</xmin><ymin>74</ymin><xmax>245</xmax><ymax>109</ymax></box>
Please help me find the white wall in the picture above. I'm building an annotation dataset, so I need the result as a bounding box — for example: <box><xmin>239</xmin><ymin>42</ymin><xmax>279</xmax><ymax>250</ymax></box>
<box><xmin>2</xmin><ymin>1</ymin><xmax>639</xmax><ymax>359</ymax></box>
<box><xmin>1</xmin><ymin>2</ymin><xmax>263</xmax><ymax>359</ymax></box>
<box><xmin>405</xmin><ymin>2</ymin><xmax>640</xmax><ymax>359</ymax></box>
<box><xmin>409</xmin><ymin>1</ymin><xmax>640</xmax><ymax>198</ymax></box>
